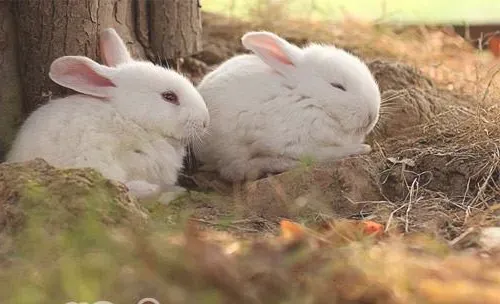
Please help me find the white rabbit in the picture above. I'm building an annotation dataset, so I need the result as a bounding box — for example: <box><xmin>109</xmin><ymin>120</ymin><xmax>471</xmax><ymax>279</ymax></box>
<box><xmin>6</xmin><ymin>28</ymin><xmax>209</xmax><ymax>199</ymax></box>
<box><xmin>195</xmin><ymin>31</ymin><xmax>380</xmax><ymax>182</ymax></box>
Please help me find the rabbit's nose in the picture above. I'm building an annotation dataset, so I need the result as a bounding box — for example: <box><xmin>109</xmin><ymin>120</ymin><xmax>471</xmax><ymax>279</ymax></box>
<box><xmin>203</xmin><ymin>121</ymin><xmax>208</xmax><ymax>128</ymax></box>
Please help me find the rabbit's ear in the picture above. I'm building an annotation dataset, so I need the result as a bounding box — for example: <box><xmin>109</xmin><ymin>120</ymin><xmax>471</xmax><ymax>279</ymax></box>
<box><xmin>49</xmin><ymin>56</ymin><xmax>116</xmax><ymax>98</ymax></box>
<box><xmin>99</xmin><ymin>28</ymin><xmax>133</xmax><ymax>67</ymax></box>
<box><xmin>241</xmin><ymin>31</ymin><xmax>302</xmax><ymax>74</ymax></box>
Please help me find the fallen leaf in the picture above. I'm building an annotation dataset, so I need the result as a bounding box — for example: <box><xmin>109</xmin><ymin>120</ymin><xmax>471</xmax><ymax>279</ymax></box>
<box><xmin>363</xmin><ymin>221</ymin><xmax>384</xmax><ymax>236</ymax></box>
<box><xmin>280</xmin><ymin>219</ymin><xmax>306</xmax><ymax>242</ymax></box>
<box><xmin>489</xmin><ymin>35</ymin><xmax>500</xmax><ymax>57</ymax></box>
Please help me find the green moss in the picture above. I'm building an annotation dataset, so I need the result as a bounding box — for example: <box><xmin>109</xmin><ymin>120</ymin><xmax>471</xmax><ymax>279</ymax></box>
<box><xmin>0</xmin><ymin>162</ymin><xmax>148</xmax><ymax>303</ymax></box>
<box><xmin>298</xmin><ymin>156</ymin><xmax>316</xmax><ymax>167</ymax></box>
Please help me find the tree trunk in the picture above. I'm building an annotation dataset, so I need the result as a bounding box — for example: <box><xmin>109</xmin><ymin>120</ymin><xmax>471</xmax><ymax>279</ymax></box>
<box><xmin>150</xmin><ymin>0</ymin><xmax>203</xmax><ymax>59</ymax></box>
<box><xmin>0</xmin><ymin>0</ymin><xmax>23</xmax><ymax>161</ymax></box>
<box><xmin>0</xmin><ymin>0</ymin><xmax>202</xmax><ymax>161</ymax></box>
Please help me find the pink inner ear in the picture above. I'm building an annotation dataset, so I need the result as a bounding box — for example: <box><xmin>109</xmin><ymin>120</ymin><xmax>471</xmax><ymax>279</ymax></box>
<box><xmin>100</xmin><ymin>37</ymin><xmax>116</xmax><ymax>66</ymax></box>
<box><xmin>99</xmin><ymin>29</ymin><xmax>133</xmax><ymax>67</ymax></box>
<box><xmin>100</xmin><ymin>45</ymin><xmax>111</xmax><ymax>66</ymax></box>
<box><xmin>249</xmin><ymin>36</ymin><xmax>294</xmax><ymax>65</ymax></box>
<box><xmin>266</xmin><ymin>44</ymin><xmax>293</xmax><ymax>65</ymax></box>
<box><xmin>65</xmin><ymin>62</ymin><xmax>116</xmax><ymax>88</ymax></box>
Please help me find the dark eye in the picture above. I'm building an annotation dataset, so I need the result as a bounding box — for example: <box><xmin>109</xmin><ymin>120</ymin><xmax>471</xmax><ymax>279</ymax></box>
<box><xmin>331</xmin><ymin>83</ymin><xmax>346</xmax><ymax>91</ymax></box>
<box><xmin>161</xmin><ymin>91</ymin><xmax>179</xmax><ymax>105</ymax></box>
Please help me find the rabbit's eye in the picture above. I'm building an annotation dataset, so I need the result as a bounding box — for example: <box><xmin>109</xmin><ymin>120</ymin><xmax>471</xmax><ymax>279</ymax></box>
<box><xmin>162</xmin><ymin>91</ymin><xmax>179</xmax><ymax>105</ymax></box>
<box><xmin>331</xmin><ymin>83</ymin><xmax>346</xmax><ymax>91</ymax></box>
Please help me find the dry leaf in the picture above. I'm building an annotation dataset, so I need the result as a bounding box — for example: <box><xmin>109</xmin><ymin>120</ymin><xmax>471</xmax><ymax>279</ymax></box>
<box><xmin>280</xmin><ymin>219</ymin><xmax>306</xmax><ymax>242</ymax></box>
<box><xmin>363</xmin><ymin>221</ymin><xmax>384</xmax><ymax>236</ymax></box>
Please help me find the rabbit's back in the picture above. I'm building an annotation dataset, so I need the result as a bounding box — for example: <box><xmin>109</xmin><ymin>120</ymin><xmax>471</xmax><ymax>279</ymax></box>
<box><xmin>8</xmin><ymin>95</ymin><xmax>184</xmax><ymax>187</ymax></box>
<box><xmin>198</xmin><ymin>54</ymin><xmax>288</xmax><ymax>131</ymax></box>
<box><xmin>199</xmin><ymin>54</ymin><xmax>278</xmax><ymax>103</ymax></box>
<box><xmin>7</xmin><ymin>95</ymin><xmax>122</xmax><ymax>165</ymax></box>
<box><xmin>197</xmin><ymin>55</ymin><xmax>279</xmax><ymax>161</ymax></box>
<box><xmin>197</xmin><ymin>54</ymin><xmax>324</xmax><ymax>168</ymax></box>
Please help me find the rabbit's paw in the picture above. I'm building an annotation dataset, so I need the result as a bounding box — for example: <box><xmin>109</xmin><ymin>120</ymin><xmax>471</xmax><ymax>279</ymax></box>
<box><xmin>309</xmin><ymin>144</ymin><xmax>372</xmax><ymax>162</ymax></box>
<box><xmin>337</xmin><ymin>143</ymin><xmax>372</xmax><ymax>157</ymax></box>
<box><xmin>220</xmin><ymin>157</ymin><xmax>299</xmax><ymax>182</ymax></box>
<box><xmin>356</xmin><ymin>144</ymin><xmax>372</xmax><ymax>154</ymax></box>
<box><xmin>158</xmin><ymin>185</ymin><xmax>187</xmax><ymax>205</ymax></box>
<box><xmin>125</xmin><ymin>180</ymin><xmax>161</xmax><ymax>199</ymax></box>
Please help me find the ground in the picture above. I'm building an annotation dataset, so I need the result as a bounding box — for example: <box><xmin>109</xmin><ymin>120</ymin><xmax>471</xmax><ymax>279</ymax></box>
<box><xmin>1</xmin><ymin>11</ymin><xmax>500</xmax><ymax>304</ymax></box>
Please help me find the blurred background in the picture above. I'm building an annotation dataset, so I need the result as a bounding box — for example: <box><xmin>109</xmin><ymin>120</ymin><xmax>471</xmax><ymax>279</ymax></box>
<box><xmin>204</xmin><ymin>0</ymin><xmax>500</xmax><ymax>24</ymax></box>
<box><xmin>204</xmin><ymin>0</ymin><xmax>500</xmax><ymax>51</ymax></box>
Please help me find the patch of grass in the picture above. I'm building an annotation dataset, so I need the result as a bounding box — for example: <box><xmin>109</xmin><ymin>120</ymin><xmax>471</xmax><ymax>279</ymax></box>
<box><xmin>298</xmin><ymin>155</ymin><xmax>316</xmax><ymax>167</ymax></box>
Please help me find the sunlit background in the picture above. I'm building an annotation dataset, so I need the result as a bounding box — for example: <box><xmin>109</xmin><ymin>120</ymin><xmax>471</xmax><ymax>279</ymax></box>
<box><xmin>204</xmin><ymin>0</ymin><xmax>500</xmax><ymax>24</ymax></box>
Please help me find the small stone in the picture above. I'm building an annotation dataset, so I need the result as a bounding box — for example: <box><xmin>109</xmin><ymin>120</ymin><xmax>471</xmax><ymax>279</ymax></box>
<box><xmin>479</xmin><ymin>227</ymin><xmax>500</xmax><ymax>251</ymax></box>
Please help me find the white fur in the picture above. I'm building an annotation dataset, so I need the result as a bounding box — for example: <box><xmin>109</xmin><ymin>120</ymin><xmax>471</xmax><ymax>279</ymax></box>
<box><xmin>7</xmin><ymin>28</ymin><xmax>209</xmax><ymax>198</ymax></box>
<box><xmin>195</xmin><ymin>31</ymin><xmax>380</xmax><ymax>182</ymax></box>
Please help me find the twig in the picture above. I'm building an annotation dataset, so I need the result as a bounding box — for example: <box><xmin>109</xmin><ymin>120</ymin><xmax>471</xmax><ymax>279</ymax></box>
<box><xmin>189</xmin><ymin>218</ymin><xmax>260</xmax><ymax>233</ymax></box>
<box><xmin>405</xmin><ymin>178</ymin><xmax>419</xmax><ymax>233</ymax></box>
<box><xmin>469</xmin><ymin>145</ymin><xmax>500</xmax><ymax>209</ymax></box>
<box><xmin>448</xmin><ymin>227</ymin><xmax>477</xmax><ymax>247</ymax></box>
<box><xmin>384</xmin><ymin>204</ymin><xmax>408</xmax><ymax>233</ymax></box>
<box><xmin>480</xmin><ymin>65</ymin><xmax>500</xmax><ymax>103</ymax></box>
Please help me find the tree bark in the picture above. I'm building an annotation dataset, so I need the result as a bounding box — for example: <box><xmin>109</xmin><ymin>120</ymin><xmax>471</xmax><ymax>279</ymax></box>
<box><xmin>12</xmin><ymin>0</ymin><xmax>100</xmax><ymax>117</ymax></box>
<box><xmin>11</xmin><ymin>0</ymin><xmax>148</xmax><ymax>118</ymax></box>
<box><xmin>0</xmin><ymin>1</ymin><xmax>23</xmax><ymax>161</ymax></box>
<box><xmin>150</xmin><ymin>0</ymin><xmax>203</xmax><ymax>59</ymax></box>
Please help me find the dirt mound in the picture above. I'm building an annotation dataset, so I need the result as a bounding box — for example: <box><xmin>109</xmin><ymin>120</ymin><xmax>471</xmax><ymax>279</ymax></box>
<box><xmin>0</xmin><ymin>159</ymin><xmax>147</xmax><ymax>253</ymax></box>
<box><xmin>0</xmin><ymin>159</ymin><xmax>154</xmax><ymax>302</ymax></box>
<box><xmin>180</xmin><ymin>157</ymin><xmax>383</xmax><ymax>235</ymax></box>
<box><xmin>372</xmin><ymin>88</ymin><xmax>446</xmax><ymax>140</ymax></box>
<box><xmin>372</xmin><ymin>102</ymin><xmax>500</xmax><ymax>238</ymax></box>
<box><xmin>368</xmin><ymin>59</ymin><xmax>435</xmax><ymax>91</ymax></box>
<box><xmin>366</xmin><ymin>59</ymin><xmax>455</xmax><ymax>140</ymax></box>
